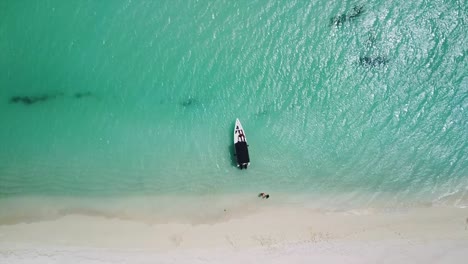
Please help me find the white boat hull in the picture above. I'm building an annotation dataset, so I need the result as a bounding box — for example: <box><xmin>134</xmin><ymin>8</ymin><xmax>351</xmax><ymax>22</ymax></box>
<box><xmin>234</xmin><ymin>118</ymin><xmax>250</xmax><ymax>168</ymax></box>
<box><xmin>234</xmin><ymin>118</ymin><xmax>247</xmax><ymax>144</ymax></box>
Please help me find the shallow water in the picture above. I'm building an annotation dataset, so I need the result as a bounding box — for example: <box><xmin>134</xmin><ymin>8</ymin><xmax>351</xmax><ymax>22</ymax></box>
<box><xmin>0</xmin><ymin>0</ymin><xmax>467</xmax><ymax>212</ymax></box>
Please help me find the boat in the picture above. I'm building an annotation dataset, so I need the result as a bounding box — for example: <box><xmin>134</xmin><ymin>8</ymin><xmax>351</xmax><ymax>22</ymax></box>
<box><xmin>234</xmin><ymin>118</ymin><xmax>250</xmax><ymax>169</ymax></box>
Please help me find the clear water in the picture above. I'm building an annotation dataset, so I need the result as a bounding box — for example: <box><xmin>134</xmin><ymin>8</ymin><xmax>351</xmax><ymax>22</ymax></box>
<box><xmin>0</xmin><ymin>0</ymin><xmax>467</xmax><ymax>218</ymax></box>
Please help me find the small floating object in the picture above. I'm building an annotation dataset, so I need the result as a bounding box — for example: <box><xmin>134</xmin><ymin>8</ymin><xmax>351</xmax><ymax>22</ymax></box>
<box><xmin>234</xmin><ymin>118</ymin><xmax>250</xmax><ymax>169</ymax></box>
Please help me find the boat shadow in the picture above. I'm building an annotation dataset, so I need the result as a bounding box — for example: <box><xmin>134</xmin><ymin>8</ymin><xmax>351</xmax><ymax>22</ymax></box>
<box><xmin>228</xmin><ymin>144</ymin><xmax>238</xmax><ymax>167</ymax></box>
<box><xmin>228</xmin><ymin>123</ymin><xmax>238</xmax><ymax>167</ymax></box>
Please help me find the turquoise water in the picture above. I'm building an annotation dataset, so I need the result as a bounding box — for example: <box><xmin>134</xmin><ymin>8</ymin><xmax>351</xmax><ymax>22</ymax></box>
<box><xmin>0</xmin><ymin>0</ymin><xmax>467</xmax><ymax>212</ymax></box>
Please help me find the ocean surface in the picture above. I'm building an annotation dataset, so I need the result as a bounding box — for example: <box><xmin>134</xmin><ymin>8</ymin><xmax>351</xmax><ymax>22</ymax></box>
<box><xmin>0</xmin><ymin>0</ymin><xmax>467</xmax><ymax>220</ymax></box>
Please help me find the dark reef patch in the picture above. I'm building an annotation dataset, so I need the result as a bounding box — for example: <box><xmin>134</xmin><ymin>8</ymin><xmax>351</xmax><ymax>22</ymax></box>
<box><xmin>330</xmin><ymin>5</ymin><xmax>365</xmax><ymax>26</ymax></box>
<box><xmin>8</xmin><ymin>91</ymin><xmax>95</xmax><ymax>106</ymax></box>
<box><xmin>181</xmin><ymin>97</ymin><xmax>197</xmax><ymax>107</ymax></box>
<box><xmin>9</xmin><ymin>93</ymin><xmax>63</xmax><ymax>105</ymax></box>
<box><xmin>330</xmin><ymin>14</ymin><xmax>347</xmax><ymax>27</ymax></box>
<box><xmin>348</xmin><ymin>5</ymin><xmax>365</xmax><ymax>20</ymax></box>
<box><xmin>359</xmin><ymin>56</ymin><xmax>389</xmax><ymax>67</ymax></box>
<box><xmin>73</xmin><ymin>91</ymin><xmax>93</xmax><ymax>99</ymax></box>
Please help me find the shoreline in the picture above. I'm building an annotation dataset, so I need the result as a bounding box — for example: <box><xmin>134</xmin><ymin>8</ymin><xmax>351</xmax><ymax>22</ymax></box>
<box><xmin>1</xmin><ymin>192</ymin><xmax>467</xmax><ymax>225</ymax></box>
<box><xmin>1</xmin><ymin>201</ymin><xmax>467</xmax><ymax>262</ymax></box>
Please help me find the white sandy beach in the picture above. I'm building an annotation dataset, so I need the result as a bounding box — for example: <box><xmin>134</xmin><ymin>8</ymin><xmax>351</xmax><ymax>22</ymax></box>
<box><xmin>1</xmin><ymin>198</ymin><xmax>467</xmax><ymax>263</ymax></box>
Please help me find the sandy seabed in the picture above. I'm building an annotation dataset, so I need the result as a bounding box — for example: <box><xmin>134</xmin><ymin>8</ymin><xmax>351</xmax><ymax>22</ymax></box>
<box><xmin>1</xmin><ymin>198</ymin><xmax>467</xmax><ymax>263</ymax></box>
